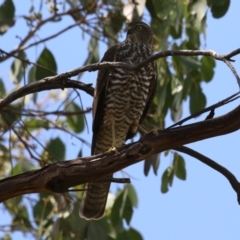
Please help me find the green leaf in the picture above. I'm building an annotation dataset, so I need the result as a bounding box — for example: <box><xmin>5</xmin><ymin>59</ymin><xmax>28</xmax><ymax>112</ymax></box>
<box><xmin>189</xmin><ymin>0</ymin><xmax>207</xmax><ymax>25</ymax></box>
<box><xmin>144</xmin><ymin>154</ymin><xmax>160</xmax><ymax>176</ymax></box>
<box><xmin>35</xmin><ymin>47</ymin><xmax>57</xmax><ymax>80</ymax></box>
<box><xmin>87</xmin><ymin>221</ymin><xmax>108</xmax><ymax>240</ymax></box>
<box><xmin>125</xmin><ymin>184</ymin><xmax>138</xmax><ymax>207</ymax></box>
<box><xmin>150</xmin><ymin>18</ymin><xmax>169</xmax><ymax>51</ymax></box>
<box><xmin>45</xmin><ymin>137</ymin><xmax>65</xmax><ymax>162</ymax></box>
<box><xmin>24</xmin><ymin>119</ymin><xmax>49</xmax><ymax>132</ymax></box>
<box><xmin>87</xmin><ymin>29</ymin><xmax>99</xmax><ymax>64</ymax></box>
<box><xmin>10</xmin><ymin>51</ymin><xmax>28</xmax><ymax>83</ymax></box>
<box><xmin>65</xmin><ymin>101</ymin><xmax>84</xmax><ymax>133</ymax></box>
<box><xmin>117</xmin><ymin>231</ymin><xmax>129</xmax><ymax>240</ymax></box>
<box><xmin>169</xmin><ymin>24</ymin><xmax>182</xmax><ymax>39</ymax></box>
<box><xmin>11</xmin><ymin>158</ymin><xmax>35</xmax><ymax>175</ymax></box>
<box><xmin>153</xmin><ymin>0</ymin><xmax>178</xmax><ymax>19</ymax></box>
<box><xmin>0</xmin><ymin>78</ymin><xmax>6</xmax><ymax>97</ymax></box>
<box><xmin>122</xmin><ymin>195</ymin><xmax>133</xmax><ymax>225</ymax></box>
<box><xmin>77</xmin><ymin>149</ymin><xmax>82</xmax><ymax>157</ymax></box>
<box><xmin>182</xmin><ymin>74</ymin><xmax>193</xmax><ymax>100</ymax></box>
<box><xmin>12</xmin><ymin>205</ymin><xmax>32</xmax><ymax>232</ymax></box>
<box><xmin>111</xmin><ymin>189</ymin><xmax>133</xmax><ymax>227</ymax></box>
<box><xmin>200</xmin><ymin>56</ymin><xmax>216</xmax><ymax>82</ymax></box>
<box><xmin>161</xmin><ymin>167</ymin><xmax>174</xmax><ymax>193</ymax></box>
<box><xmin>189</xmin><ymin>85</ymin><xmax>206</xmax><ymax>114</ymax></box>
<box><xmin>164</xmin><ymin>150</ymin><xmax>169</xmax><ymax>156</ymax></box>
<box><xmin>1</xmin><ymin>233</ymin><xmax>11</xmax><ymax>240</ymax></box>
<box><xmin>173</xmin><ymin>153</ymin><xmax>187</xmax><ymax>180</ymax></box>
<box><xmin>28</xmin><ymin>66</ymin><xmax>36</xmax><ymax>83</ymax></box>
<box><xmin>185</xmin><ymin>28</ymin><xmax>200</xmax><ymax>49</ymax></box>
<box><xmin>208</xmin><ymin>0</ymin><xmax>230</xmax><ymax>18</ymax></box>
<box><xmin>4</xmin><ymin>196</ymin><xmax>22</xmax><ymax>215</ymax></box>
<box><xmin>0</xmin><ymin>103</ymin><xmax>21</xmax><ymax>131</ymax></box>
<box><xmin>0</xmin><ymin>144</ymin><xmax>10</xmax><ymax>167</ymax></box>
<box><xmin>33</xmin><ymin>196</ymin><xmax>54</xmax><ymax>227</ymax></box>
<box><xmin>0</xmin><ymin>0</ymin><xmax>15</xmax><ymax>35</ymax></box>
<box><xmin>171</xmin><ymin>91</ymin><xmax>183</xmax><ymax>122</ymax></box>
<box><xmin>28</xmin><ymin>66</ymin><xmax>38</xmax><ymax>102</ymax></box>
<box><xmin>179</xmin><ymin>56</ymin><xmax>201</xmax><ymax>71</ymax></box>
<box><xmin>208</xmin><ymin>0</ymin><xmax>226</xmax><ymax>4</ymax></box>
<box><xmin>127</xmin><ymin>228</ymin><xmax>143</xmax><ymax>240</ymax></box>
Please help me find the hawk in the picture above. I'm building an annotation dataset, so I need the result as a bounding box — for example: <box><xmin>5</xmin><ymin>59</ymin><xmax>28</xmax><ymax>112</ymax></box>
<box><xmin>79</xmin><ymin>21</ymin><xmax>157</xmax><ymax>220</ymax></box>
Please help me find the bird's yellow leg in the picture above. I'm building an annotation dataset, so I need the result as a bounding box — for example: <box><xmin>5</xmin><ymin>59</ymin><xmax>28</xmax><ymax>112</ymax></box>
<box><xmin>107</xmin><ymin>117</ymin><xmax>118</xmax><ymax>152</ymax></box>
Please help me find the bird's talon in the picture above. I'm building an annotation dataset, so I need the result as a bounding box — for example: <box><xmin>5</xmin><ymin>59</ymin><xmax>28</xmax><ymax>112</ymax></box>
<box><xmin>107</xmin><ymin>147</ymin><xmax>118</xmax><ymax>153</ymax></box>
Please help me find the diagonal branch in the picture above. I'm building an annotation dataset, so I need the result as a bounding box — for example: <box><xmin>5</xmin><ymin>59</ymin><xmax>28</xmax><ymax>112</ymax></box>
<box><xmin>0</xmin><ymin>103</ymin><xmax>240</xmax><ymax>202</ymax></box>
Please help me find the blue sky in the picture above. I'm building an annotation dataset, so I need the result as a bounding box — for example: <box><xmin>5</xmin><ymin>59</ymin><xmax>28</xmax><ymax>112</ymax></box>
<box><xmin>1</xmin><ymin>1</ymin><xmax>240</xmax><ymax>239</ymax></box>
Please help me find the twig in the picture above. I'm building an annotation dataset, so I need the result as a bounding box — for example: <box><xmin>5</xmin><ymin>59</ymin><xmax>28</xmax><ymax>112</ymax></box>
<box><xmin>0</xmin><ymin>49</ymin><xmax>56</xmax><ymax>74</ymax></box>
<box><xmin>15</xmin><ymin>19</ymin><xmax>85</xmax><ymax>53</ymax></box>
<box><xmin>0</xmin><ymin>7</ymin><xmax>85</xmax><ymax>62</ymax></box>
<box><xmin>1</xmin><ymin>108</ymin><xmax>92</xmax><ymax>117</ymax></box>
<box><xmin>1</xmin><ymin>48</ymin><xmax>239</xmax><ymax>112</ymax></box>
<box><xmin>167</xmin><ymin>91</ymin><xmax>240</xmax><ymax>129</ymax></box>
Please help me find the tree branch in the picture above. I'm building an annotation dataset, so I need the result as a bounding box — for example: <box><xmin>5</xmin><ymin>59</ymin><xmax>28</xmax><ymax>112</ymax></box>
<box><xmin>1</xmin><ymin>48</ymin><xmax>240</xmax><ymax>111</ymax></box>
<box><xmin>0</xmin><ymin>79</ymin><xmax>94</xmax><ymax>110</ymax></box>
<box><xmin>1</xmin><ymin>103</ymin><xmax>240</xmax><ymax>202</ymax></box>
<box><xmin>174</xmin><ymin>146</ymin><xmax>240</xmax><ymax>204</ymax></box>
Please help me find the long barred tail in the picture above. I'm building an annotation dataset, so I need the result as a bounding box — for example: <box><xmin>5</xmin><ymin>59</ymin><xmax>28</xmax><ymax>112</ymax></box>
<box><xmin>79</xmin><ymin>175</ymin><xmax>112</xmax><ymax>220</ymax></box>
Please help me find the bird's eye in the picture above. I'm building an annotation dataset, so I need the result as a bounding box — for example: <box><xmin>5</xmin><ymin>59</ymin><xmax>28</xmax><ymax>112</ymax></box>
<box><xmin>136</xmin><ymin>26</ymin><xmax>142</xmax><ymax>31</ymax></box>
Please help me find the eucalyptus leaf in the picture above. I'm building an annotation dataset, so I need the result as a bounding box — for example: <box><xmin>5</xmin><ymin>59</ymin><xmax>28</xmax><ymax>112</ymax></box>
<box><xmin>209</xmin><ymin>0</ymin><xmax>230</xmax><ymax>18</ymax></box>
<box><xmin>45</xmin><ymin>137</ymin><xmax>65</xmax><ymax>162</ymax></box>
<box><xmin>35</xmin><ymin>47</ymin><xmax>57</xmax><ymax>80</ymax></box>
<box><xmin>126</xmin><ymin>184</ymin><xmax>138</xmax><ymax>207</ymax></box>
<box><xmin>190</xmin><ymin>85</ymin><xmax>207</xmax><ymax>114</ymax></box>
<box><xmin>0</xmin><ymin>0</ymin><xmax>15</xmax><ymax>34</ymax></box>
<box><xmin>173</xmin><ymin>153</ymin><xmax>187</xmax><ymax>180</ymax></box>
<box><xmin>10</xmin><ymin>51</ymin><xmax>28</xmax><ymax>83</ymax></box>
<box><xmin>201</xmin><ymin>56</ymin><xmax>216</xmax><ymax>82</ymax></box>
<box><xmin>0</xmin><ymin>78</ymin><xmax>6</xmax><ymax>97</ymax></box>
<box><xmin>65</xmin><ymin>101</ymin><xmax>85</xmax><ymax>133</ymax></box>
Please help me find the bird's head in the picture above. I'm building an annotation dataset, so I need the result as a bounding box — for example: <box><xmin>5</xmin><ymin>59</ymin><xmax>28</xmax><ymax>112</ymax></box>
<box><xmin>126</xmin><ymin>21</ymin><xmax>153</xmax><ymax>45</ymax></box>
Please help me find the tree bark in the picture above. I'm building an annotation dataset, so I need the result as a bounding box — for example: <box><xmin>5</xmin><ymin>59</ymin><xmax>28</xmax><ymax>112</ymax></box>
<box><xmin>1</xmin><ymin>103</ymin><xmax>240</xmax><ymax>202</ymax></box>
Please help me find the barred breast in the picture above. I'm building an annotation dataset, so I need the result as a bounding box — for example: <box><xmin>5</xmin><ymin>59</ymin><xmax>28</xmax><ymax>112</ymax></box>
<box><xmin>94</xmin><ymin>41</ymin><xmax>155</xmax><ymax>153</ymax></box>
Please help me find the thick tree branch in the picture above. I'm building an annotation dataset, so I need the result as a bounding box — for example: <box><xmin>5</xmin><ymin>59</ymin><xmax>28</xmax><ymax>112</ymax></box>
<box><xmin>1</xmin><ymin>103</ymin><xmax>240</xmax><ymax>202</ymax></box>
<box><xmin>0</xmin><ymin>47</ymin><xmax>240</xmax><ymax>204</ymax></box>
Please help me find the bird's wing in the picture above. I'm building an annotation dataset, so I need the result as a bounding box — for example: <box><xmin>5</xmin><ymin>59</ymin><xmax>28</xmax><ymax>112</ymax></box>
<box><xmin>126</xmin><ymin>62</ymin><xmax>157</xmax><ymax>139</ymax></box>
<box><xmin>139</xmin><ymin>62</ymin><xmax>157</xmax><ymax>124</ymax></box>
<box><xmin>91</xmin><ymin>45</ymin><xmax>118</xmax><ymax>155</ymax></box>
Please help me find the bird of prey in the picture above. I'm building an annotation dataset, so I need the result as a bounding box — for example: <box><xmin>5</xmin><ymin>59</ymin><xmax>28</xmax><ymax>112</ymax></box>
<box><xmin>79</xmin><ymin>21</ymin><xmax>157</xmax><ymax>220</ymax></box>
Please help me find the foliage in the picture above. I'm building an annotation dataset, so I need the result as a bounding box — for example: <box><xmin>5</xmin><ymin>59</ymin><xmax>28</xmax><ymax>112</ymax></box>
<box><xmin>0</xmin><ymin>0</ymin><xmax>231</xmax><ymax>239</ymax></box>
